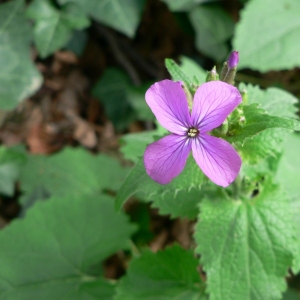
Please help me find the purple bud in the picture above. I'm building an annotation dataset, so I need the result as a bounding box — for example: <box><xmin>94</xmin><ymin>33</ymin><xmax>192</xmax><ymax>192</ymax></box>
<box><xmin>227</xmin><ymin>51</ymin><xmax>239</xmax><ymax>69</ymax></box>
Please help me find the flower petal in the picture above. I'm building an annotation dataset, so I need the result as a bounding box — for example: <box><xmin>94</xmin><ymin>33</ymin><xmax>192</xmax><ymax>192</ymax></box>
<box><xmin>191</xmin><ymin>81</ymin><xmax>242</xmax><ymax>132</ymax></box>
<box><xmin>145</xmin><ymin>80</ymin><xmax>191</xmax><ymax>135</ymax></box>
<box><xmin>192</xmin><ymin>133</ymin><xmax>241</xmax><ymax>187</ymax></box>
<box><xmin>144</xmin><ymin>134</ymin><xmax>191</xmax><ymax>184</ymax></box>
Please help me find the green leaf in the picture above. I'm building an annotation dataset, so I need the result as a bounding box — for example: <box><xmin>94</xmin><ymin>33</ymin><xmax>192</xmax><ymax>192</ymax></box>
<box><xmin>120</xmin><ymin>130</ymin><xmax>156</xmax><ymax>163</ymax></box>
<box><xmin>195</xmin><ymin>181</ymin><xmax>295</xmax><ymax>300</ymax></box>
<box><xmin>92</xmin><ymin>68</ymin><xmax>136</xmax><ymax>130</ymax></box>
<box><xmin>19</xmin><ymin>186</ymin><xmax>50</xmax><ymax>216</ymax></box>
<box><xmin>235</xmin><ymin>84</ymin><xmax>297</xmax><ymax>163</ymax></box>
<box><xmin>0</xmin><ymin>146</ymin><xmax>26</xmax><ymax>196</ymax></box>
<box><xmin>115</xmin><ymin>244</ymin><xmax>206</xmax><ymax>300</ymax></box>
<box><xmin>282</xmin><ymin>288</ymin><xmax>300</xmax><ymax>300</ymax></box>
<box><xmin>236</xmin><ymin>129</ymin><xmax>283</xmax><ymax>164</ymax></box>
<box><xmin>150</xmin><ymin>187</ymin><xmax>201</xmax><ymax>219</ymax></box>
<box><xmin>239</xmin><ymin>83</ymin><xmax>298</xmax><ymax>118</ymax></box>
<box><xmin>179</xmin><ymin>56</ymin><xmax>207</xmax><ymax>85</ymax></box>
<box><xmin>227</xmin><ymin>104</ymin><xmax>300</xmax><ymax>144</ymax></box>
<box><xmin>276</xmin><ymin>133</ymin><xmax>300</xmax><ymax>200</ymax></box>
<box><xmin>189</xmin><ymin>5</ymin><xmax>234</xmax><ymax>62</ymax></box>
<box><xmin>58</xmin><ymin>0</ymin><xmax>145</xmax><ymax>38</ymax></box>
<box><xmin>165</xmin><ymin>58</ymin><xmax>194</xmax><ymax>91</ymax></box>
<box><xmin>115</xmin><ymin>155</ymin><xmax>204</xmax><ymax>211</ymax></box>
<box><xmin>0</xmin><ymin>193</ymin><xmax>136</xmax><ymax>299</ymax></box>
<box><xmin>65</xmin><ymin>29</ymin><xmax>88</xmax><ymax>56</ymax></box>
<box><xmin>20</xmin><ymin>147</ymin><xmax>129</xmax><ymax>199</ymax></box>
<box><xmin>233</xmin><ymin>0</ymin><xmax>300</xmax><ymax>71</ymax></box>
<box><xmin>160</xmin><ymin>0</ymin><xmax>208</xmax><ymax>12</ymax></box>
<box><xmin>276</xmin><ymin>133</ymin><xmax>300</xmax><ymax>272</ymax></box>
<box><xmin>120</xmin><ymin>129</ymin><xmax>200</xmax><ymax>219</ymax></box>
<box><xmin>127</xmin><ymin>83</ymin><xmax>154</xmax><ymax>121</ymax></box>
<box><xmin>0</xmin><ymin>0</ymin><xmax>42</xmax><ymax>109</ymax></box>
<box><xmin>27</xmin><ymin>0</ymin><xmax>90</xmax><ymax>58</ymax></box>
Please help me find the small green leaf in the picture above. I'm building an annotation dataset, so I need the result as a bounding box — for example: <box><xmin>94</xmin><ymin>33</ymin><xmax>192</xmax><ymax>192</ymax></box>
<box><xmin>20</xmin><ymin>147</ymin><xmax>129</xmax><ymax>199</ymax></box>
<box><xmin>58</xmin><ymin>0</ymin><xmax>145</xmax><ymax>37</ymax></box>
<box><xmin>0</xmin><ymin>194</ymin><xmax>136</xmax><ymax>299</ymax></box>
<box><xmin>160</xmin><ymin>0</ymin><xmax>207</xmax><ymax>12</ymax></box>
<box><xmin>92</xmin><ymin>68</ymin><xmax>136</xmax><ymax>130</ymax></box>
<box><xmin>189</xmin><ymin>5</ymin><xmax>234</xmax><ymax>62</ymax></box>
<box><xmin>0</xmin><ymin>146</ymin><xmax>26</xmax><ymax>196</ymax></box>
<box><xmin>234</xmin><ymin>0</ymin><xmax>300</xmax><ymax>71</ymax></box>
<box><xmin>179</xmin><ymin>56</ymin><xmax>207</xmax><ymax>84</ymax></box>
<box><xmin>165</xmin><ymin>58</ymin><xmax>194</xmax><ymax>91</ymax></box>
<box><xmin>0</xmin><ymin>0</ymin><xmax>42</xmax><ymax>109</ymax></box>
<box><xmin>115</xmin><ymin>155</ymin><xmax>204</xmax><ymax>211</ymax></box>
<box><xmin>115</xmin><ymin>244</ymin><xmax>206</xmax><ymax>300</ymax></box>
<box><xmin>195</xmin><ymin>181</ymin><xmax>295</xmax><ymax>300</ymax></box>
<box><xmin>227</xmin><ymin>104</ymin><xmax>300</xmax><ymax>144</ymax></box>
<box><xmin>27</xmin><ymin>0</ymin><xmax>90</xmax><ymax>58</ymax></box>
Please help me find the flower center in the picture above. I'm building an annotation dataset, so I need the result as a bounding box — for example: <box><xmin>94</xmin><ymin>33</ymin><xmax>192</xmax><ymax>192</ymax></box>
<box><xmin>187</xmin><ymin>127</ymin><xmax>199</xmax><ymax>138</ymax></box>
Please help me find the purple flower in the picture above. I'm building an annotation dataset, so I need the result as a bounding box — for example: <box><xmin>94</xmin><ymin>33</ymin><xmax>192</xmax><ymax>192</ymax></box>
<box><xmin>144</xmin><ymin>80</ymin><xmax>242</xmax><ymax>187</ymax></box>
<box><xmin>227</xmin><ymin>51</ymin><xmax>239</xmax><ymax>69</ymax></box>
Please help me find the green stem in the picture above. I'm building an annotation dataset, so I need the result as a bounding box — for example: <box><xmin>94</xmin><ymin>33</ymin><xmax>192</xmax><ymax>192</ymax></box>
<box><xmin>232</xmin><ymin>174</ymin><xmax>242</xmax><ymax>199</ymax></box>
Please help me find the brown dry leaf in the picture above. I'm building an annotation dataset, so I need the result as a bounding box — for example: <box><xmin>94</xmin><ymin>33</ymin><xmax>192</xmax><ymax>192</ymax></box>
<box><xmin>73</xmin><ymin>116</ymin><xmax>97</xmax><ymax>148</ymax></box>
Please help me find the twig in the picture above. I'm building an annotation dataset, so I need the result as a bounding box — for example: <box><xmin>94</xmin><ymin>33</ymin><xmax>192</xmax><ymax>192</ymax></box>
<box><xmin>94</xmin><ymin>23</ymin><xmax>142</xmax><ymax>86</ymax></box>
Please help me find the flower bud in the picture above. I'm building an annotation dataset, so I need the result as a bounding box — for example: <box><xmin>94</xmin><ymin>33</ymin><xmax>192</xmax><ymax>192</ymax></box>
<box><xmin>240</xmin><ymin>89</ymin><xmax>248</xmax><ymax>104</ymax></box>
<box><xmin>220</xmin><ymin>51</ymin><xmax>239</xmax><ymax>85</ymax></box>
<box><xmin>206</xmin><ymin>66</ymin><xmax>219</xmax><ymax>82</ymax></box>
<box><xmin>227</xmin><ymin>51</ymin><xmax>239</xmax><ymax>69</ymax></box>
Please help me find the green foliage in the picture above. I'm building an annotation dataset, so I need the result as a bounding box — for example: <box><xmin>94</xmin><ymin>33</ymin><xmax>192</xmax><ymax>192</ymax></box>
<box><xmin>120</xmin><ymin>129</ymin><xmax>201</xmax><ymax>219</ymax></box>
<box><xmin>115</xmin><ymin>244</ymin><xmax>206</xmax><ymax>300</ymax></box>
<box><xmin>160</xmin><ymin>0</ymin><xmax>206</xmax><ymax>12</ymax></box>
<box><xmin>164</xmin><ymin>56</ymin><xmax>207</xmax><ymax>92</ymax></box>
<box><xmin>20</xmin><ymin>147</ymin><xmax>128</xmax><ymax>199</ymax></box>
<box><xmin>0</xmin><ymin>193</ymin><xmax>136</xmax><ymax>299</ymax></box>
<box><xmin>120</xmin><ymin>130</ymin><xmax>156</xmax><ymax>163</ymax></box>
<box><xmin>165</xmin><ymin>58</ymin><xmax>196</xmax><ymax>92</ymax></box>
<box><xmin>276</xmin><ymin>133</ymin><xmax>300</xmax><ymax>200</ymax></box>
<box><xmin>226</xmin><ymin>103</ymin><xmax>300</xmax><ymax>144</ymax></box>
<box><xmin>27</xmin><ymin>0</ymin><xmax>90</xmax><ymax>58</ymax></box>
<box><xmin>234</xmin><ymin>0</ymin><xmax>300</xmax><ymax>71</ymax></box>
<box><xmin>235</xmin><ymin>84</ymin><xmax>298</xmax><ymax>164</ymax></box>
<box><xmin>189</xmin><ymin>5</ymin><xmax>234</xmax><ymax>62</ymax></box>
<box><xmin>239</xmin><ymin>84</ymin><xmax>298</xmax><ymax>118</ymax></box>
<box><xmin>195</xmin><ymin>181</ymin><xmax>295</xmax><ymax>300</ymax></box>
<box><xmin>127</xmin><ymin>84</ymin><xmax>154</xmax><ymax>121</ymax></box>
<box><xmin>120</xmin><ymin>123</ymin><xmax>167</xmax><ymax>163</ymax></box>
<box><xmin>93</xmin><ymin>68</ymin><xmax>152</xmax><ymax>130</ymax></box>
<box><xmin>282</xmin><ymin>288</ymin><xmax>300</xmax><ymax>300</ymax></box>
<box><xmin>276</xmin><ymin>133</ymin><xmax>300</xmax><ymax>272</ymax></box>
<box><xmin>115</xmin><ymin>156</ymin><xmax>204</xmax><ymax>212</ymax></box>
<box><xmin>58</xmin><ymin>0</ymin><xmax>146</xmax><ymax>38</ymax></box>
<box><xmin>0</xmin><ymin>0</ymin><xmax>42</xmax><ymax>110</ymax></box>
<box><xmin>179</xmin><ymin>56</ymin><xmax>207</xmax><ymax>84</ymax></box>
<box><xmin>0</xmin><ymin>0</ymin><xmax>299</xmax><ymax>298</ymax></box>
<box><xmin>0</xmin><ymin>146</ymin><xmax>26</xmax><ymax>196</ymax></box>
